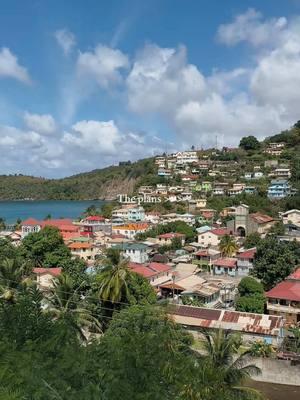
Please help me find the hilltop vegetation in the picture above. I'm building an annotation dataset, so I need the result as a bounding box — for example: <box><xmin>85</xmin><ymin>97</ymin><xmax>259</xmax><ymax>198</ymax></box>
<box><xmin>0</xmin><ymin>158</ymin><xmax>156</xmax><ymax>200</ymax></box>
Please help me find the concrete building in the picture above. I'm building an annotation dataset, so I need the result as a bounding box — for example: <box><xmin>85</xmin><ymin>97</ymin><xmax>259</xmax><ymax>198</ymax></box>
<box><xmin>33</xmin><ymin>267</ymin><xmax>61</xmax><ymax>290</ymax></box>
<box><xmin>121</xmin><ymin>243</ymin><xmax>149</xmax><ymax>263</ymax></box>
<box><xmin>227</xmin><ymin>204</ymin><xmax>275</xmax><ymax>237</ymax></box>
<box><xmin>237</xmin><ymin>248</ymin><xmax>256</xmax><ymax>276</ymax></box>
<box><xmin>266</xmin><ymin>268</ymin><xmax>300</xmax><ymax>326</ymax></box>
<box><xmin>157</xmin><ymin>232</ymin><xmax>186</xmax><ymax>246</ymax></box>
<box><xmin>281</xmin><ymin>209</ymin><xmax>300</xmax><ymax>226</ymax></box>
<box><xmin>68</xmin><ymin>242</ymin><xmax>96</xmax><ymax>261</ymax></box>
<box><xmin>213</xmin><ymin>257</ymin><xmax>238</xmax><ymax>277</ymax></box>
<box><xmin>268</xmin><ymin>179</ymin><xmax>291</xmax><ymax>199</ymax></box>
<box><xmin>198</xmin><ymin>228</ymin><xmax>230</xmax><ymax>248</ymax></box>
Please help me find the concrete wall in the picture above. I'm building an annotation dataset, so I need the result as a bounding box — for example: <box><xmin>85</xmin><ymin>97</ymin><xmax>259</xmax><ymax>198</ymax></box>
<box><xmin>251</xmin><ymin>357</ymin><xmax>300</xmax><ymax>386</ymax></box>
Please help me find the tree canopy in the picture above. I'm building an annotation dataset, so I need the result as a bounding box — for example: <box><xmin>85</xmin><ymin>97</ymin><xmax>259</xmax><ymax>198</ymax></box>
<box><xmin>252</xmin><ymin>237</ymin><xmax>300</xmax><ymax>290</ymax></box>
<box><xmin>239</xmin><ymin>136</ymin><xmax>260</xmax><ymax>151</ymax></box>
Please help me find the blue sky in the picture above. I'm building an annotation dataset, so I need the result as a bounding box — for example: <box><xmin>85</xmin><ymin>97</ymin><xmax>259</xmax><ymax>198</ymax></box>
<box><xmin>0</xmin><ymin>0</ymin><xmax>300</xmax><ymax>177</ymax></box>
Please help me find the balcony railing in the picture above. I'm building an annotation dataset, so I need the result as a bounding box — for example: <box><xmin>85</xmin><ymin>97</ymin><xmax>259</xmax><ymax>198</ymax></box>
<box><xmin>267</xmin><ymin>302</ymin><xmax>300</xmax><ymax>314</ymax></box>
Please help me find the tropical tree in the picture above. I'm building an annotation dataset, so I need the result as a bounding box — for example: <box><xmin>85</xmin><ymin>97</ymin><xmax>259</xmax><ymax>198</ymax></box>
<box><xmin>219</xmin><ymin>234</ymin><xmax>239</xmax><ymax>257</ymax></box>
<box><xmin>239</xmin><ymin>136</ymin><xmax>260</xmax><ymax>151</ymax></box>
<box><xmin>46</xmin><ymin>273</ymin><xmax>101</xmax><ymax>340</ymax></box>
<box><xmin>249</xmin><ymin>341</ymin><xmax>274</xmax><ymax>358</ymax></box>
<box><xmin>97</xmin><ymin>252</ymin><xmax>131</xmax><ymax>304</ymax></box>
<box><xmin>99</xmin><ymin>305</ymin><xmax>193</xmax><ymax>400</ymax></box>
<box><xmin>252</xmin><ymin>237</ymin><xmax>300</xmax><ymax>289</ymax></box>
<box><xmin>200</xmin><ymin>329</ymin><xmax>262</xmax><ymax>399</ymax></box>
<box><xmin>20</xmin><ymin>226</ymin><xmax>71</xmax><ymax>267</ymax></box>
<box><xmin>0</xmin><ymin>258</ymin><xmax>30</xmax><ymax>303</ymax></box>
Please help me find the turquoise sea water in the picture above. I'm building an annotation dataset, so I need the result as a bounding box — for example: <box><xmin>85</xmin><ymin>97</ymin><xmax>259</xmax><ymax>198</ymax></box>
<box><xmin>0</xmin><ymin>200</ymin><xmax>106</xmax><ymax>223</ymax></box>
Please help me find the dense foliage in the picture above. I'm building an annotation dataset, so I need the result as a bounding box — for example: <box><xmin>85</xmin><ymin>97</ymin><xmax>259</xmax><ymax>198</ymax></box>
<box><xmin>235</xmin><ymin>277</ymin><xmax>265</xmax><ymax>314</ymax></box>
<box><xmin>252</xmin><ymin>237</ymin><xmax>300</xmax><ymax>290</ymax></box>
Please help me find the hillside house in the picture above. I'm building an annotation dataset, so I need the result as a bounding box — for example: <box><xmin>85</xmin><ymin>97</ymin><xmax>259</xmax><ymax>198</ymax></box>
<box><xmin>119</xmin><ymin>243</ymin><xmax>149</xmax><ymax>264</ymax></box>
<box><xmin>237</xmin><ymin>248</ymin><xmax>256</xmax><ymax>276</ymax></box>
<box><xmin>33</xmin><ymin>267</ymin><xmax>61</xmax><ymax>290</ymax></box>
<box><xmin>281</xmin><ymin>209</ymin><xmax>300</xmax><ymax>226</ymax></box>
<box><xmin>266</xmin><ymin>268</ymin><xmax>300</xmax><ymax>326</ymax></box>
<box><xmin>268</xmin><ymin>179</ymin><xmax>291</xmax><ymax>199</ymax></box>
<box><xmin>198</xmin><ymin>228</ymin><xmax>230</xmax><ymax>248</ymax></box>
<box><xmin>129</xmin><ymin>261</ymin><xmax>171</xmax><ymax>288</ymax></box>
<box><xmin>68</xmin><ymin>242</ymin><xmax>96</xmax><ymax>261</ymax></box>
<box><xmin>112</xmin><ymin>223</ymin><xmax>149</xmax><ymax>240</ymax></box>
<box><xmin>213</xmin><ymin>257</ymin><xmax>238</xmax><ymax>277</ymax></box>
<box><xmin>157</xmin><ymin>232</ymin><xmax>186</xmax><ymax>246</ymax></box>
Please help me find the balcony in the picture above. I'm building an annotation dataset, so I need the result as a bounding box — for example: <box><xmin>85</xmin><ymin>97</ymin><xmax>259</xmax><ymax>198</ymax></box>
<box><xmin>237</xmin><ymin>260</ymin><xmax>253</xmax><ymax>268</ymax></box>
<box><xmin>267</xmin><ymin>302</ymin><xmax>300</xmax><ymax>314</ymax></box>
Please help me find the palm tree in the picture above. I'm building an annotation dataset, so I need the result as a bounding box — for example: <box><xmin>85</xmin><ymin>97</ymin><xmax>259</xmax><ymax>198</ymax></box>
<box><xmin>46</xmin><ymin>273</ymin><xmax>101</xmax><ymax>341</ymax></box>
<box><xmin>0</xmin><ymin>258</ymin><xmax>29</xmax><ymax>302</ymax></box>
<box><xmin>219</xmin><ymin>234</ymin><xmax>239</xmax><ymax>257</ymax></box>
<box><xmin>97</xmin><ymin>251</ymin><xmax>131</xmax><ymax>304</ymax></box>
<box><xmin>201</xmin><ymin>329</ymin><xmax>262</xmax><ymax>400</ymax></box>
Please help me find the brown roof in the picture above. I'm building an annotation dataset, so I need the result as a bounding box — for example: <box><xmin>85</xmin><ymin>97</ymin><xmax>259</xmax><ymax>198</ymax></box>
<box><xmin>213</xmin><ymin>257</ymin><xmax>237</xmax><ymax>268</ymax></box>
<box><xmin>250</xmin><ymin>213</ymin><xmax>274</xmax><ymax>224</ymax></box>
<box><xmin>169</xmin><ymin>305</ymin><xmax>283</xmax><ymax>336</ymax></box>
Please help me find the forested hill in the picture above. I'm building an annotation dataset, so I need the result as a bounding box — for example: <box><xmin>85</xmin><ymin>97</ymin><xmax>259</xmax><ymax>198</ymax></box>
<box><xmin>0</xmin><ymin>158</ymin><xmax>156</xmax><ymax>200</ymax></box>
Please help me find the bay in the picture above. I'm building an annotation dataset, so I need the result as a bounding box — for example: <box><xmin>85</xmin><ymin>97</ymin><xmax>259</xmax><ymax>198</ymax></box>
<box><xmin>0</xmin><ymin>200</ymin><xmax>106</xmax><ymax>224</ymax></box>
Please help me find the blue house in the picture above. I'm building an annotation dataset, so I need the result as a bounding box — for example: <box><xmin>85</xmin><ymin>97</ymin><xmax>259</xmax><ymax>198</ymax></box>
<box><xmin>267</xmin><ymin>179</ymin><xmax>291</xmax><ymax>199</ymax></box>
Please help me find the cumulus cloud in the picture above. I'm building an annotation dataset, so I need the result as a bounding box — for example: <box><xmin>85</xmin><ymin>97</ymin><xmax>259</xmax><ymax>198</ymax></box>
<box><xmin>55</xmin><ymin>29</ymin><xmax>76</xmax><ymax>55</ymax></box>
<box><xmin>124</xmin><ymin>11</ymin><xmax>300</xmax><ymax>148</ymax></box>
<box><xmin>0</xmin><ymin>116</ymin><xmax>165</xmax><ymax>176</ymax></box>
<box><xmin>217</xmin><ymin>8</ymin><xmax>287</xmax><ymax>47</ymax></box>
<box><xmin>77</xmin><ymin>44</ymin><xmax>129</xmax><ymax>88</ymax></box>
<box><xmin>24</xmin><ymin>112</ymin><xmax>57</xmax><ymax>135</ymax></box>
<box><xmin>0</xmin><ymin>47</ymin><xmax>31</xmax><ymax>83</ymax></box>
<box><xmin>63</xmin><ymin>120</ymin><xmax>121</xmax><ymax>154</ymax></box>
<box><xmin>127</xmin><ymin>44</ymin><xmax>206</xmax><ymax>114</ymax></box>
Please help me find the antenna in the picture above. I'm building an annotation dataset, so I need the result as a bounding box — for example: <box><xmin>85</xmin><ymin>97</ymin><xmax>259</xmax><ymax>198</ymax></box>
<box><xmin>215</xmin><ymin>135</ymin><xmax>218</xmax><ymax>150</ymax></box>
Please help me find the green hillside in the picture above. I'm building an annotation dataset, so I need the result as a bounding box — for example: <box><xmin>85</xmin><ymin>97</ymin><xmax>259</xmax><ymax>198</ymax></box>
<box><xmin>0</xmin><ymin>158</ymin><xmax>156</xmax><ymax>200</ymax></box>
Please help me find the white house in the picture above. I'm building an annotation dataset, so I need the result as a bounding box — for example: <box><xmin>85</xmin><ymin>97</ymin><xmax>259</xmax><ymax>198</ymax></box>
<box><xmin>198</xmin><ymin>228</ymin><xmax>230</xmax><ymax>248</ymax></box>
<box><xmin>120</xmin><ymin>243</ymin><xmax>149</xmax><ymax>263</ymax></box>
<box><xmin>21</xmin><ymin>218</ymin><xmax>41</xmax><ymax>238</ymax></box>
<box><xmin>281</xmin><ymin>209</ymin><xmax>300</xmax><ymax>227</ymax></box>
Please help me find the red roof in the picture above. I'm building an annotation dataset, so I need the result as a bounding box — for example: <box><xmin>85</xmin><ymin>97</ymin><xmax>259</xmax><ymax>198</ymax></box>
<box><xmin>238</xmin><ymin>248</ymin><xmax>256</xmax><ymax>260</ymax></box>
<box><xmin>22</xmin><ymin>218</ymin><xmax>40</xmax><ymax>226</ymax></box>
<box><xmin>111</xmin><ymin>234</ymin><xmax>126</xmax><ymax>239</ymax></box>
<box><xmin>287</xmin><ymin>267</ymin><xmax>300</xmax><ymax>281</ymax></box>
<box><xmin>266</xmin><ymin>281</ymin><xmax>300</xmax><ymax>302</ymax></box>
<box><xmin>148</xmin><ymin>262</ymin><xmax>171</xmax><ymax>273</ymax></box>
<box><xmin>41</xmin><ymin>218</ymin><xmax>73</xmax><ymax>227</ymax></box>
<box><xmin>84</xmin><ymin>215</ymin><xmax>105</xmax><ymax>221</ymax></box>
<box><xmin>210</xmin><ymin>228</ymin><xmax>229</xmax><ymax>236</ymax></box>
<box><xmin>131</xmin><ymin>265</ymin><xmax>157</xmax><ymax>278</ymax></box>
<box><xmin>33</xmin><ymin>267</ymin><xmax>62</xmax><ymax>276</ymax></box>
<box><xmin>213</xmin><ymin>257</ymin><xmax>237</xmax><ymax>268</ymax></box>
<box><xmin>158</xmin><ymin>232</ymin><xmax>185</xmax><ymax>239</ymax></box>
<box><xmin>129</xmin><ymin>262</ymin><xmax>171</xmax><ymax>279</ymax></box>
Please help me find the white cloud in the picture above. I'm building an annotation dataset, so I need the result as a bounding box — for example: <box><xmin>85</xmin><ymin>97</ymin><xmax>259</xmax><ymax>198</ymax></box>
<box><xmin>24</xmin><ymin>112</ymin><xmax>57</xmax><ymax>135</ymax></box>
<box><xmin>217</xmin><ymin>8</ymin><xmax>287</xmax><ymax>47</ymax></box>
<box><xmin>63</xmin><ymin>120</ymin><xmax>121</xmax><ymax>154</ymax></box>
<box><xmin>55</xmin><ymin>29</ymin><xmax>76</xmax><ymax>55</ymax></box>
<box><xmin>77</xmin><ymin>44</ymin><xmax>129</xmax><ymax>88</ymax></box>
<box><xmin>127</xmin><ymin>44</ymin><xmax>206</xmax><ymax>114</ymax></box>
<box><xmin>0</xmin><ymin>47</ymin><xmax>31</xmax><ymax>83</ymax></box>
